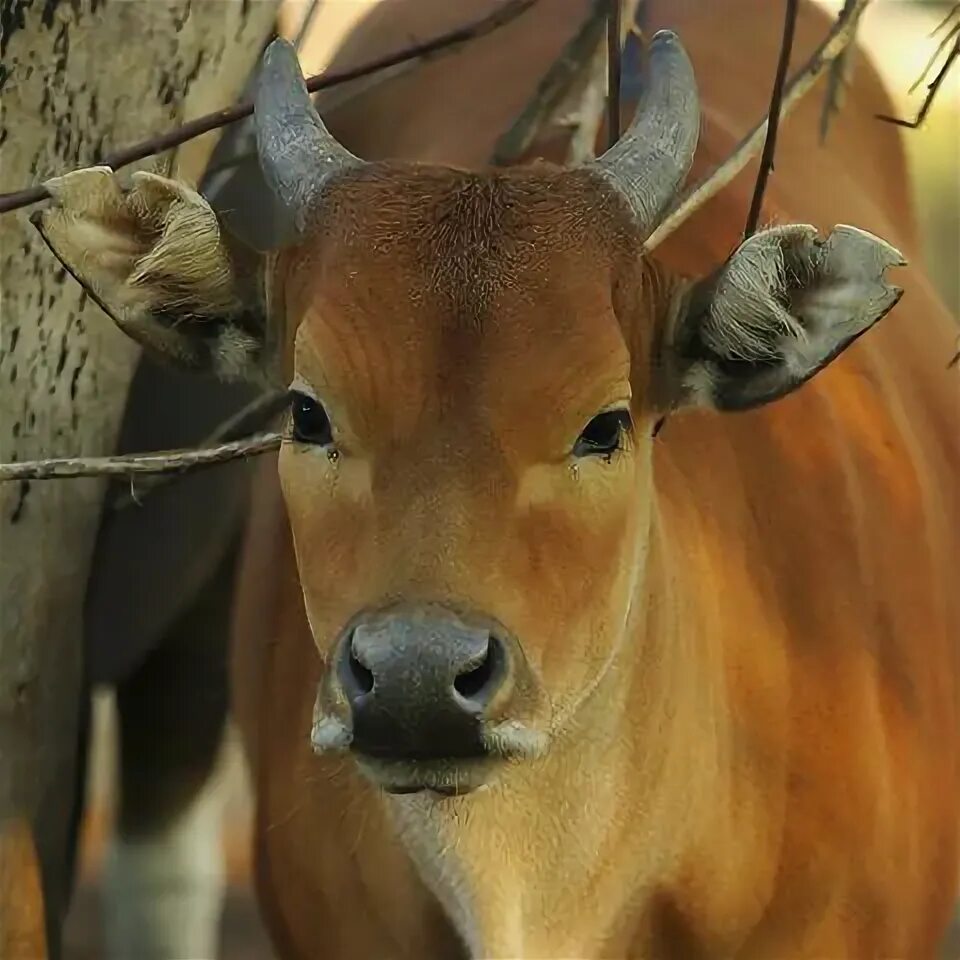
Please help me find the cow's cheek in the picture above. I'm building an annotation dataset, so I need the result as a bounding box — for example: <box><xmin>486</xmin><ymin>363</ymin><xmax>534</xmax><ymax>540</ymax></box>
<box><xmin>278</xmin><ymin>449</ymin><xmax>376</xmax><ymax>656</ymax></box>
<box><xmin>510</xmin><ymin>480</ymin><xmax>639</xmax><ymax>711</ymax></box>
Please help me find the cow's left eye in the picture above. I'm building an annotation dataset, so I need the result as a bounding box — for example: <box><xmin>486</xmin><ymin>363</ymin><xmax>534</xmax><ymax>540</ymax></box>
<box><xmin>573</xmin><ymin>409</ymin><xmax>631</xmax><ymax>458</ymax></box>
<box><xmin>290</xmin><ymin>391</ymin><xmax>333</xmax><ymax>446</ymax></box>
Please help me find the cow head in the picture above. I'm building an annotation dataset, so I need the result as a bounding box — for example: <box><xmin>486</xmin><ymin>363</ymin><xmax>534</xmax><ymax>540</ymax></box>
<box><xmin>35</xmin><ymin>34</ymin><xmax>903</xmax><ymax>796</ymax></box>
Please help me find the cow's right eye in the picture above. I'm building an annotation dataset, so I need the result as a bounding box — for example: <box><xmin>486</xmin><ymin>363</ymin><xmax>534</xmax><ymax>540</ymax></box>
<box><xmin>290</xmin><ymin>391</ymin><xmax>333</xmax><ymax>446</ymax></box>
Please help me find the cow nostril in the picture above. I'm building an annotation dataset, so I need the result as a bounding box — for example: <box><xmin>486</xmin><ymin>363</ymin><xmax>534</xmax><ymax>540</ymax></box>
<box><xmin>453</xmin><ymin>636</ymin><xmax>503</xmax><ymax>705</ymax></box>
<box><xmin>345</xmin><ymin>645</ymin><xmax>374</xmax><ymax>697</ymax></box>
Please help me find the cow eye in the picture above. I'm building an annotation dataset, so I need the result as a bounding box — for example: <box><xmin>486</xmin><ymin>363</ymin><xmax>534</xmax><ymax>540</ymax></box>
<box><xmin>290</xmin><ymin>391</ymin><xmax>333</xmax><ymax>446</ymax></box>
<box><xmin>573</xmin><ymin>409</ymin><xmax>631</xmax><ymax>458</ymax></box>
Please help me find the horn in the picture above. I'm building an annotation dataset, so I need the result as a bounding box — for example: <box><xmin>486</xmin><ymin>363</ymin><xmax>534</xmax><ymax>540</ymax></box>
<box><xmin>586</xmin><ymin>30</ymin><xmax>700</xmax><ymax>236</ymax></box>
<box><xmin>254</xmin><ymin>38</ymin><xmax>362</xmax><ymax>229</ymax></box>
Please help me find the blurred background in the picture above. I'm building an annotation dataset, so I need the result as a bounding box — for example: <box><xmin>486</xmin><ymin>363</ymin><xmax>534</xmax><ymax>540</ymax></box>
<box><xmin>59</xmin><ymin>1</ymin><xmax>958</xmax><ymax>957</ymax></box>
<box><xmin>847</xmin><ymin>0</ymin><xmax>958</xmax><ymax>321</ymax></box>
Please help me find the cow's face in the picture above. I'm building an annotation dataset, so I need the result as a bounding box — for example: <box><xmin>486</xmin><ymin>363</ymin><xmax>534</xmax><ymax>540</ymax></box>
<box><xmin>275</xmin><ymin>166</ymin><xmax>653</xmax><ymax>790</ymax></box>
<box><xmin>35</xmin><ymin>34</ymin><xmax>904</xmax><ymax>795</ymax></box>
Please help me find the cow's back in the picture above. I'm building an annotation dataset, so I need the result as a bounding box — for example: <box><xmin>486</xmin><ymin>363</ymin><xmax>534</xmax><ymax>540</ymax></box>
<box><xmin>641</xmin><ymin>4</ymin><xmax>959</xmax><ymax>947</ymax></box>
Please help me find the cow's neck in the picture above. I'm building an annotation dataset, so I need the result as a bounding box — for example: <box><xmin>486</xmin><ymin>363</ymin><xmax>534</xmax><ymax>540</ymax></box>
<box><xmin>384</xmin><ymin>506</ymin><xmax>731</xmax><ymax>958</ymax></box>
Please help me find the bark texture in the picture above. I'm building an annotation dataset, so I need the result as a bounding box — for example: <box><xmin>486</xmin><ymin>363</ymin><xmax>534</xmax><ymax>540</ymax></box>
<box><xmin>0</xmin><ymin>1</ymin><xmax>278</xmax><ymax>953</ymax></box>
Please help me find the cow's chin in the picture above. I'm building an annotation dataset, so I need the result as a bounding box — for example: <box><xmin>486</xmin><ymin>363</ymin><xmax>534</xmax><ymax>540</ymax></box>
<box><xmin>354</xmin><ymin>754</ymin><xmax>502</xmax><ymax>798</ymax></box>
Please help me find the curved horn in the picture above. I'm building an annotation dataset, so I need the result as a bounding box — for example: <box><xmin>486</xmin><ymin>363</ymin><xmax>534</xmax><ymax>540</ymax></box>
<box><xmin>587</xmin><ymin>30</ymin><xmax>700</xmax><ymax>236</ymax></box>
<box><xmin>254</xmin><ymin>38</ymin><xmax>362</xmax><ymax>229</ymax></box>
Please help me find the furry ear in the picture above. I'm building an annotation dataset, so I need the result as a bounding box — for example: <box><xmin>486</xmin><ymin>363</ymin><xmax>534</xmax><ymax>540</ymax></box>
<box><xmin>32</xmin><ymin>166</ymin><xmax>273</xmax><ymax>382</ymax></box>
<box><xmin>661</xmin><ymin>224</ymin><xmax>905</xmax><ymax>411</ymax></box>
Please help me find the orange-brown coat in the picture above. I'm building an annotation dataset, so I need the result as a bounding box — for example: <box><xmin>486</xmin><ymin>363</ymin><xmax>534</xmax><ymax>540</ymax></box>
<box><xmin>33</xmin><ymin>0</ymin><xmax>959</xmax><ymax>956</ymax></box>
<box><xmin>234</xmin><ymin>2</ymin><xmax>959</xmax><ymax>957</ymax></box>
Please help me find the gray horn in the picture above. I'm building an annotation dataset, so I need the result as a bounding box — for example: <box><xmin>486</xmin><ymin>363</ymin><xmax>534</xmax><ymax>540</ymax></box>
<box><xmin>587</xmin><ymin>30</ymin><xmax>700</xmax><ymax>236</ymax></box>
<box><xmin>254</xmin><ymin>38</ymin><xmax>362</xmax><ymax>229</ymax></box>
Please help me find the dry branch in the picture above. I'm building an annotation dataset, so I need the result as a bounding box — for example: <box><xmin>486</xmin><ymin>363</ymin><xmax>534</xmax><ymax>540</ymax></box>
<box><xmin>876</xmin><ymin>4</ymin><xmax>959</xmax><ymax>131</ymax></box>
<box><xmin>645</xmin><ymin>0</ymin><xmax>871</xmax><ymax>252</ymax></box>
<box><xmin>491</xmin><ymin>0</ymin><xmax>610</xmax><ymax>165</ymax></box>
<box><xmin>948</xmin><ymin>336</ymin><xmax>960</xmax><ymax>370</ymax></box>
<box><xmin>0</xmin><ymin>434</ymin><xmax>282</xmax><ymax>483</ymax></box>
<box><xmin>564</xmin><ymin>45</ymin><xmax>610</xmax><ymax>164</ymax></box>
<box><xmin>562</xmin><ymin>0</ymin><xmax>641</xmax><ymax>164</ymax></box>
<box><xmin>0</xmin><ymin>0</ymin><xmax>538</xmax><ymax>215</ymax></box>
<box><xmin>607</xmin><ymin>0</ymin><xmax>623</xmax><ymax>149</ymax></box>
<box><xmin>492</xmin><ymin>0</ymin><xmax>638</xmax><ymax>167</ymax></box>
<box><xmin>819</xmin><ymin>0</ymin><xmax>860</xmax><ymax>142</ymax></box>
<box><xmin>291</xmin><ymin>0</ymin><xmax>324</xmax><ymax>51</ymax></box>
<box><xmin>743</xmin><ymin>0</ymin><xmax>800</xmax><ymax>239</ymax></box>
<box><xmin>110</xmin><ymin>390</ymin><xmax>289</xmax><ymax>510</ymax></box>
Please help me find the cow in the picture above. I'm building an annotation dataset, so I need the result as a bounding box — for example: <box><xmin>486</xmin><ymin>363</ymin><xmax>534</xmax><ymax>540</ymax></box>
<box><xmin>0</xmin><ymin>2</ymin><xmax>277</xmax><ymax>957</ymax></box>
<box><xmin>28</xmin><ymin>0</ymin><xmax>960</xmax><ymax>955</ymax></box>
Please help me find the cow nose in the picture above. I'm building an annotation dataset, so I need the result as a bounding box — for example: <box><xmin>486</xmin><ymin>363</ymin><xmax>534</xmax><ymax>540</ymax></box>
<box><xmin>337</xmin><ymin>609</ymin><xmax>508</xmax><ymax>759</ymax></box>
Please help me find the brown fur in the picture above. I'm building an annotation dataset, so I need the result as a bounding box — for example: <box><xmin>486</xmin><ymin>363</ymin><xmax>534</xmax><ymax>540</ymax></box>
<box><xmin>227</xmin><ymin>1</ymin><xmax>959</xmax><ymax>957</ymax></box>
<box><xmin>0</xmin><ymin>820</ymin><xmax>48</xmax><ymax>960</ymax></box>
<box><xmin>45</xmin><ymin>0</ymin><xmax>958</xmax><ymax>955</ymax></box>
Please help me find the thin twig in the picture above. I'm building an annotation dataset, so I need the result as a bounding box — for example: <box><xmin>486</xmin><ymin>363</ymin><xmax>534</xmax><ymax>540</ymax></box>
<box><xmin>645</xmin><ymin>0</ymin><xmax>871</xmax><ymax>252</ymax></box>
<box><xmin>0</xmin><ymin>434</ymin><xmax>283</xmax><ymax>483</ymax></box>
<box><xmin>492</xmin><ymin>0</ymin><xmax>609</xmax><ymax>165</ymax></box>
<box><xmin>931</xmin><ymin>2</ymin><xmax>960</xmax><ymax>38</ymax></box>
<box><xmin>607</xmin><ymin>0</ymin><xmax>623</xmax><ymax>149</ymax></box>
<box><xmin>564</xmin><ymin>45</ymin><xmax>609</xmax><ymax>164</ymax></box>
<box><xmin>877</xmin><ymin>29</ymin><xmax>959</xmax><ymax>129</ymax></box>
<box><xmin>819</xmin><ymin>0</ymin><xmax>859</xmax><ymax>142</ymax></box>
<box><xmin>292</xmin><ymin>0</ymin><xmax>325</xmax><ymax>50</ymax></box>
<box><xmin>948</xmin><ymin>335</ymin><xmax>960</xmax><ymax>370</ymax></box>
<box><xmin>910</xmin><ymin>20</ymin><xmax>959</xmax><ymax>94</ymax></box>
<box><xmin>564</xmin><ymin>0</ymin><xmax>637</xmax><ymax>167</ymax></box>
<box><xmin>0</xmin><ymin>0</ymin><xmax>538</xmax><ymax>216</ymax></box>
<box><xmin>743</xmin><ymin>0</ymin><xmax>800</xmax><ymax>239</ymax></box>
<box><xmin>110</xmin><ymin>389</ymin><xmax>289</xmax><ymax>510</ymax></box>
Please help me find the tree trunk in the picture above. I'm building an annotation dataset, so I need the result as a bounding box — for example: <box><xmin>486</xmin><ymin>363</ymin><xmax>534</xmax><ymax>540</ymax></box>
<box><xmin>0</xmin><ymin>1</ymin><xmax>278</xmax><ymax>953</ymax></box>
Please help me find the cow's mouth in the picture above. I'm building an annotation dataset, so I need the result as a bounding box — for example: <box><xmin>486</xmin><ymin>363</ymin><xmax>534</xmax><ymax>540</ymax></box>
<box><xmin>310</xmin><ymin>702</ymin><xmax>550</xmax><ymax>797</ymax></box>
<box><xmin>355</xmin><ymin>753</ymin><xmax>497</xmax><ymax>798</ymax></box>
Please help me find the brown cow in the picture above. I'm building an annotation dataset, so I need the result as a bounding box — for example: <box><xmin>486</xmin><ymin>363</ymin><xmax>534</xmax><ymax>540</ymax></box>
<box><xmin>30</xmin><ymin>0</ymin><xmax>959</xmax><ymax>955</ymax></box>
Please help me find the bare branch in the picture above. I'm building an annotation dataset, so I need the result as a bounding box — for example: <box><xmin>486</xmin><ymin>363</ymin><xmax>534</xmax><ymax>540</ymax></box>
<box><xmin>0</xmin><ymin>0</ymin><xmax>538</xmax><ymax>216</ymax></box>
<box><xmin>0</xmin><ymin>434</ymin><xmax>283</xmax><ymax>483</ymax></box>
<box><xmin>743</xmin><ymin>0</ymin><xmax>800</xmax><ymax>239</ymax></box>
<box><xmin>877</xmin><ymin>14</ymin><xmax>959</xmax><ymax>131</ymax></box>
<box><xmin>564</xmin><ymin>45</ymin><xmax>609</xmax><ymax>164</ymax></box>
<box><xmin>948</xmin><ymin>335</ymin><xmax>960</xmax><ymax>370</ymax></box>
<box><xmin>911</xmin><ymin>12</ymin><xmax>959</xmax><ymax>94</ymax></box>
<box><xmin>110</xmin><ymin>389</ymin><xmax>289</xmax><ymax>510</ymax></box>
<box><xmin>932</xmin><ymin>2</ymin><xmax>960</xmax><ymax>38</ymax></box>
<box><xmin>292</xmin><ymin>0</ymin><xmax>325</xmax><ymax>51</ymax></box>
<box><xmin>819</xmin><ymin>0</ymin><xmax>859</xmax><ymax>142</ymax></box>
<box><xmin>492</xmin><ymin>0</ymin><xmax>639</xmax><ymax>167</ymax></box>
<box><xmin>607</xmin><ymin>0</ymin><xmax>623</xmax><ymax>149</ymax></box>
<box><xmin>491</xmin><ymin>0</ymin><xmax>609</xmax><ymax>165</ymax></box>
<box><xmin>645</xmin><ymin>0</ymin><xmax>871</xmax><ymax>253</ymax></box>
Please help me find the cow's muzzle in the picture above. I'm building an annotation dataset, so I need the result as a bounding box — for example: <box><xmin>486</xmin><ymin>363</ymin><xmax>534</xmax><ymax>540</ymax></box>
<box><xmin>335</xmin><ymin>604</ymin><xmax>512</xmax><ymax>762</ymax></box>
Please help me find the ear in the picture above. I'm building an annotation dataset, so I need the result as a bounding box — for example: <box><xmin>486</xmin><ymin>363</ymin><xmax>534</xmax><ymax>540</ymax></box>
<box><xmin>662</xmin><ymin>224</ymin><xmax>905</xmax><ymax>411</ymax></box>
<box><xmin>31</xmin><ymin>166</ymin><xmax>275</xmax><ymax>383</ymax></box>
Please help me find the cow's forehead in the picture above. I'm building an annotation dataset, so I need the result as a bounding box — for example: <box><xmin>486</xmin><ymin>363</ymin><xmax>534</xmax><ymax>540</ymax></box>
<box><xmin>289</xmin><ymin>162</ymin><xmax>630</xmax><ymax>311</ymax></box>
<box><xmin>284</xmin><ymin>164</ymin><xmax>635</xmax><ymax>441</ymax></box>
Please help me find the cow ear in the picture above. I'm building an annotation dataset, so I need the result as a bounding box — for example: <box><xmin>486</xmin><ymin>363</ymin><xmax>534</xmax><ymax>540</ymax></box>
<box><xmin>660</xmin><ymin>224</ymin><xmax>905</xmax><ymax>411</ymax></box>
<box><xmin>32</xmin><ymin>167</ymin><xmax>274</xmax><ymax>383</ymax></box>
